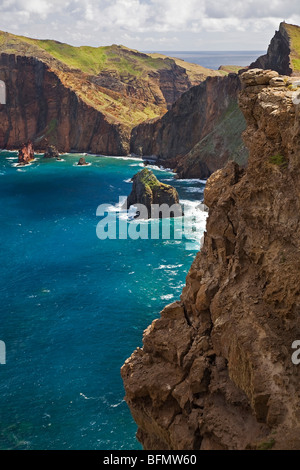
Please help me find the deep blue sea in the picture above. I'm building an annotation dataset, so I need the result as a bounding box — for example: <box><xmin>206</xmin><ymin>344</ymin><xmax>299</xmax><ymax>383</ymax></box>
<box><xmin>0</xmin><ymin>151</ymin><xmax>207</xmax><ymax>450</ymax></box>
<box><xmin>151</xmin><ymin>51</ymin><xmax>265</xmax><ymax>70</ymax></box>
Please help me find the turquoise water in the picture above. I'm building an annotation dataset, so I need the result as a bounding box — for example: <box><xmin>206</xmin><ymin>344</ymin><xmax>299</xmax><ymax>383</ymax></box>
<box><xmin>0</xmin><ymin>152</ymin><xmax>206</xmax><ymax>450</ymax></box>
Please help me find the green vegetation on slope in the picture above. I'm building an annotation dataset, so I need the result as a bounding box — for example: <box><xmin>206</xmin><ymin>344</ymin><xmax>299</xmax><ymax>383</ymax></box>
<box><xmin>138</xmin><ymin>168</ymin><xmax>170</xmax><ymax>190</ymax></box>
<box><xmin>0</xmin><ymin>30</ymin><xmax>221</xmax><ymax>128</ymax></box>
<box><xmin>283</xmin><ymin>23</ymin><xmax>300</xmax><ymax>72</ymax></box>
<box><xmin>0</xmin><ymin>31</ymin><xmax>173</xmax><ymax>77</ymax></box>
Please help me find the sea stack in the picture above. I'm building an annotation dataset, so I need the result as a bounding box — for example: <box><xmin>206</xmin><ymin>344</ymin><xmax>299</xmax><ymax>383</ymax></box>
<box><xmin>77</xmin><ymin>157</ymin><xmax>88</xmax><ymax>166</ymax></box>
<box><xmin>44</xmin><ymin>145</ymin><xmax>60</xmax><ymax>159</ymax></box>
<box><xmin>18</xmin><ymin>141</ymin><xmax>34</xmax><ymax>165</ymax></box>
<box><xmin>124</xmin><ymin>168</ymin><xmax>181</xmax><ymax>219</ymax></box>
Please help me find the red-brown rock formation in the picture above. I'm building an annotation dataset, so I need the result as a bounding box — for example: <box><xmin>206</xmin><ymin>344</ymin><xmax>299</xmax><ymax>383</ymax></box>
<box><xmin>0</xmin><ymin>54</ymin><xmax>129</xmax><ymax>155</ymax></box>
<box><xmin>18</xmin><ymin>140</ymin><xmax>34</xmax><ymax>165</ymax></box>
<box><xmin>121</xmin><ymin>69</ymin><xmax>300</xmax><ymax>450</ymax></box>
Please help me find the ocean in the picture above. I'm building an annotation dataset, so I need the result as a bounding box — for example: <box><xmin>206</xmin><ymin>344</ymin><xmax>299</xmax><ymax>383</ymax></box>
<box><xmin>151</xmin><ymin>51</ymin><xmax>265</xmax><ymax>70</ymax></box>
<box><xmin>0</xmin><ymin>152</ymin><xmax>207</xmax><ymax>449</ymax></box>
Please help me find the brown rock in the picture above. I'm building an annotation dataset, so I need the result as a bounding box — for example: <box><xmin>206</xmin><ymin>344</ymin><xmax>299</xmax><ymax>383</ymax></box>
<box><xmin>121</xmin><ymin>70</ymin><xmax>300</xmax><ymax>450</ymax></box>
<box><xmin>18</xmin><ymin>140</ymin><xmax>34</xmax><ymax>165</ymax></box>
<box><xmin>77</xmin><ymin>156</ymin><xmax>88</xmax><ymax>166</ymax></box>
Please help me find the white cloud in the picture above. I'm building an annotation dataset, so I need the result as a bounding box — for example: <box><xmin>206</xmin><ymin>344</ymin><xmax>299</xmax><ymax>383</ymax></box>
<box><xmin>0</xmin><ymin>0</ymin><xmax>299</xmax><ymax>49</ymax></box>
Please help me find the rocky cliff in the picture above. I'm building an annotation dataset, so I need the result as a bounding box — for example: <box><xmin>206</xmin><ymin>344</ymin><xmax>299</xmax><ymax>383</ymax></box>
<box><xmin>0</xmin><ymin>30</ymin><xmax>221</xmax><ymax>154</ymax></box>
<box><xmin>121</xmin><ymin>69</ymin><xmax>300</xmax><ymax>450</ymax></box>
<box><xmin>130</xmin><ymin>73</ymin><xmax>248</xmax><ymax>178</ymax></box>
<box><xmin>250</xmin><ymin>22</ymin><xmax>300</xmax><ymax>76</ymax></box>
<box><xmin>0</xmin><ymin>53</ymin><xmax>129</xmax><ymax>155</ymax></box>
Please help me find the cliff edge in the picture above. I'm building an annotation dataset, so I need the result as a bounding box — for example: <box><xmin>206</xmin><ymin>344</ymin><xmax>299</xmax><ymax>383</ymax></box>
<box><xmin>121</xmin><ymin>69</ymin><xmax>300</xmax><ymax>450</ymax></box>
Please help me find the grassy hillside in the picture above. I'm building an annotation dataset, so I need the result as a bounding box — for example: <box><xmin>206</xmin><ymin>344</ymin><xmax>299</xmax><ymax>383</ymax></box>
<box><xmin>283</xmin><ymin>23</ymin><xmax>300</xmax><ymax>72</ymax></box>
<box><xmin>0</xmin><ymin>30</ymin><xmax>224</xmax><ymax>131</ymax></box>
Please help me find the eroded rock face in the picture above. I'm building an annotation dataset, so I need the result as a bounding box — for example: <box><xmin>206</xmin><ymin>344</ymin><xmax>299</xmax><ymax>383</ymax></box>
<box><xmin>130</xmin><ymin>73</ymin><xmax>248</xmax><ymax>178</ymax></box>
<box><xmin>124</xmin><ymin>168</ymin><xmax>180</xmax><ymax>219</ymax></box>
<box><xmin>121</xmin><ymin>70</ymin><xmax>300</xmax><ymax>450</ymax></box>
<box><xmin>18</xmin><ymin>140</ymin><xmax>34</xmax><ymax>165</ymax></box>
<box><xmin>0</xmin><ymin>54</ymin><xmax>129</xmax><ymax>155</ymax></box>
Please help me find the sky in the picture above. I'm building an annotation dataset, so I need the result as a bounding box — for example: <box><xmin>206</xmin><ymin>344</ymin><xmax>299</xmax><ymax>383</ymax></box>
<box><xmin>0</xmin><ymin>0</ymin><xmax>299</xmax><ymax>51</ymax></box>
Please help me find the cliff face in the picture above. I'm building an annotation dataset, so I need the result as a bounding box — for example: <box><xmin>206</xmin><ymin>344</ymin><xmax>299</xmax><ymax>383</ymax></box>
<box><xmin>0</xmin><ymin>54</ymin><xmax>129</xmax><ymax>154</ymax></box>
<box><xmin>250</xmin><ymin>22</ymin><xmax>300</xmax><ymax>76</ymax></box>
<box><xmin>121</xmin><ymin>69</ymin><xmax>300</xmax><ymax>450</ymax></box>
<box><xmin>130</xmin><ymin>73</ymin><xmax>248</xmax><ymax>178</ymax></box>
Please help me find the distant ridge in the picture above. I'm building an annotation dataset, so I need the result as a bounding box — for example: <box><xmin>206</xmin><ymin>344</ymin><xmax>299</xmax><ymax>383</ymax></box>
<box><xmin>0</xmin><ymin>30</ymin><xmax>222</xmax><ymax>154</ymax></box>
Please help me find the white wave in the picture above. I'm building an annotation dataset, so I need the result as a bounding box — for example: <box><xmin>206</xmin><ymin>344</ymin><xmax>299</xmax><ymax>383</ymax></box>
<box><xmin>123</xmin><ymin>178</ymin><xmax>132</xmax><ymax>183</ymax></box>
<box><xmin>73</xmin><ymin>162</ymin><xmax>92</xmax><ymax>167</ymax></box>
<box><xmin>155</xmin><ymin>264</ymin><xmax>183</xmax><ymax>270</ymax></box>
<box><xmin>12</xmin><ymin>159</ymin><xmax>36</xmax><ymax>167</ymax></box>
<box><xmin>100</xmin><ymin>155</ymin><xmax>142</xmax><ymax>161</ymax></box>
<box><xmin>79</xmin><ymin>392</ymin><xmax>97</xmax><ymax>400</ymax></box>
<box><xmin>56</xmin><ymin>158</ymin><xmax>65</xmax><ymax>162</ymax></box>
<box><xmin>6</xmin><ymin>156</ymin><xmax>17</xmax><ymax>160</ymax></box>
<box><xmin>129</xmin><ymin>162</ymin><xmax>144</xmax><ymax>167</ymax></box>
<box><xmin>160</xmin><ymin>293</ymin><xmax>174</xmax><ymax>300</ymax></box>
<box><xmin>110</xmin><ymin>399</ymin><xmax>125</xmax><ymax>408</ymax></box>
<box><xmin>176</xmin><ymin>178</ymin><xmax>207</xmax><ymax>184</ymax></box>
<box><xmin>184</xmin><ymin>187</ymin><xmax>204</xmax><ymax>193</ymax></box>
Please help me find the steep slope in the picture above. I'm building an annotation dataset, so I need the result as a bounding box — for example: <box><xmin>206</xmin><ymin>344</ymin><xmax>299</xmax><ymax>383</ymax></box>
<box><xmin>130</xmin><ymin>73</ymin><xmax>248</xmax><ymax>177</ymax></box>
<box><xmin>121</xmin><ymin>69</ymin><xmax>300</xmax><ymax>450</ymax></box>
<box><xmin>0</xmin><ymin>30</ymin><xmax>221</xmax><ymax>153</ymax></box>
<box><xmin>250</xmin><ymin>22</ymin><xmax>300</xmax><ymax>76</ymax></box>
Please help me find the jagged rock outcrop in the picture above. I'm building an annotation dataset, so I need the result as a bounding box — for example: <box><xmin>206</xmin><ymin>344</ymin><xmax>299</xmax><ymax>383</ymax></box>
<box><xmin>44</xmin><ymin>145</ymin><xmax>59</xmax><ymax>159</ymax></box>
<box><xmin>250</xmin><ymin>22</ymin><xmax>300</xmax><ymax>76</ymax></box>
<box><xmin>124</xmin><ymin>168</ymin><xmax>180</xmax><ymax>219</ymax></box>
<box><xmin>121</xmin><ymin>69</ymin><xmax>300</xmax><ymax>450</ymax></box>
<box><xmin>18</xmin><ymin>140</ymin><xmax>34</xmax><ymax>165</ymax></box>
<box><xmin>130</xmin><ymin>73</ymin><xmax>248</xmax><ymax>178</ymax></box>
